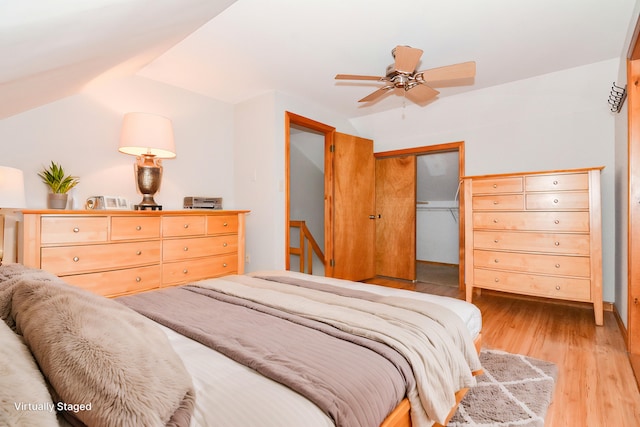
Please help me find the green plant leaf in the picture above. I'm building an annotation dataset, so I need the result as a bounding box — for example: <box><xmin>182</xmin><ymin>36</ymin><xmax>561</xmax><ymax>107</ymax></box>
<box><xmin>38</xmin><ymin>161</ymin><xmax>79</xmax><ymax>194</ymax></box>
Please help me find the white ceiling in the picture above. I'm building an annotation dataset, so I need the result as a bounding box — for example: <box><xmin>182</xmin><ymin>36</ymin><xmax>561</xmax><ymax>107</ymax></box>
<box><xmin>1</xmin><ymin>0</ymin><xmax>637</xmax><ymax>120</ymax></box>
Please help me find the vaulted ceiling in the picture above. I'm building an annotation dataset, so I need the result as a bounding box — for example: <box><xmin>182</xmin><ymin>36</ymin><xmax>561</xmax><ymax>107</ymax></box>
<box><xmin>1</xmin><ymin>0</ymin><xmax>637</xmax><ymax>120</ymax></box>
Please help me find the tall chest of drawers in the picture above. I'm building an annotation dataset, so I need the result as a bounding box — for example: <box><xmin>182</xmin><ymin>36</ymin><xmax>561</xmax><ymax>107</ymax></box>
<box><xmin>463</xmin><ymin>167</ymin><xmax>604</xmax><ymax>325</ymax></box>
<box><xmin>21</xmin><ymin>210</ymin><xmax>248</xmax><ymax>297</ymax></box>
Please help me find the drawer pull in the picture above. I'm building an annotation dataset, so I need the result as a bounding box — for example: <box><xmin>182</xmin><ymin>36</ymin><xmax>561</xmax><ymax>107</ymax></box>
<box><xmin>183</xmin><ymin>269</ymin><xmax>188</xmax><ymax>274</ymax></box>
<box><xmin>555</xmin><ymin>285</ymin><xmax>561</xmax><ymax>290</ymax></box>
<box><xmin>493</xmin><ymin>201</ymin><xmax>499</xmax><ymax>205</ymax></box>
<box><xmin>223</xmin><ymin>242</ymin><xmax>228</xmax><ymax>247</ymax></box>
<box><xmin>554</xmin><ymin>220</ymin><xmax>560</xmax><ymax>224</ymax></box>
<box><xmin>184</xmin><ymin>224</ymin><xmax>189</xmax><ymax>229</ymax></box>
<box><xmin>555</xmin><ymin>263</ymin><xmax>561</xmax><ymax>268</ymax></box>
<box><xmin>73</xmin><ymin>256</ymin><xmax>79</xmax><ymax>262</ymax></box>
<box><xmin>183</xmin><ymin>247</ymin><xmax>189</xmax><ymax>251</ymax></box>
<box><xmin>493</xmin><ymin>219</ymin><xmax>498</xmax><ymax>223</ymax></box>
<box><xmin>135</xmin><ymin>277</ymin><xmax>141</xmax><ymax>282</ymax></box>
<box><xmin>223</xmin><ymin>222</ymin><xmax>228</xmax><ymax>227</ymax></box>
<box><xmin>494</xmin><ymin>278</ymin><xmax>500</xmax><ymax>282</ymax></box>
<box><xmin>136</xmin><ymin>225</ymin><xmax>142</xmax><ymax>231</ymax></box>
<box><xmin>493</xmin><ymin>184</ymin><xmax>497</xmax><ymax>188</ymax></box>
<box><xmin>553</xmin><ymin>180</ymin><xmax>559</xmax><ymax>185</ymax></box>
<box><xmin>494</xmin><ymin>239</ymin><xmax>499</xmax><ymax>243</ymax></box>
<box><xmin>223</xmin><ymin>263</ymin><xmax>228</xmax><ymax>267</ymax></box>
<box><xmin>553</xmin><ymin>199</ymin><xmax>559</xmax><ymax>204</ymax></box>
<box><xmin>555</xmin><ymin>241</ymin><xmax>560</xmax><ymax>246</ymax></box>
<box><xmin>136</xmin><ymin>251</ymin><xmax>142</xmax><ymax>255</ymax></box>
<box><xmin>494</xmin><ymin>259</ymin><xmax>499</xmax><ymax>263</ymax></box>
<box><xmin>73</xmin><ymin>227</ymin><xmax>80</xmax><ymax>233</ymax></box>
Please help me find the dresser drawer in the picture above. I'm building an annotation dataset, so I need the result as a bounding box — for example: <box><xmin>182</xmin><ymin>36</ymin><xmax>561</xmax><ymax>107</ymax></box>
<box><xmin>473</xmin><ymin>230</ymin><xmax>591</xmax><ymax>255</ymax></box>
<box><xmin>473</xmin><ymin>211</ymin><xmax>590</xmax><ymax>232</ymax></box>
<box><xmin>474</xmin><ymin>268</ymin><xmax>591</xmax><ymax>301</ymax></box>
<box><xmin>471</xmin><ymin>177</ymin><xmax>523</xmax><ymax>194</ymax></box>
<box><xmin>162</xmin><ymin>215</ymin><xmax>206</xmax><ymax>237</ymax></box>
<box><xmin>525</xmin><ymin>173</ymin><xmax>589</xmax><ymax>192</ymax></box>
<box><xmin>62</xmin><ymin>265</ymin><xmax>161</xmax><ymax>297</ymax></box>
<box><xmin>163</xmin><ymin>236</ymin><xmax>238</xmax><ymax>261</ymax></box>
<box><xmin>525</xmin><ymin>191</ymin><xmax>589</xmax><ymax>210</ymax></box>
<box><xmin>111</xmin><ymin>216</ymin><xmax>161</xmax><ymax>240</ymax></box>
<box><xmin>41</xmin><ymin>241</ymin><xmax>161</xmax><ymax>275</ymax></box>
<box><xmin>207</xmin><ymin>215</ymin><xmax>239</xmax><ymax>234</ymax></box>
<box><xmin>162</xmin><ymin>254</ymin><xmax>238</xmax><ymax>285</ymax></box>
<box><xmin>41</xmin><ymin>216</ymin><xmax>108</xmax><ymax>244</ymax></box>
<box><xmin>474</xmin><ymin>249</ymin><xmax>590</xmax><ymax>277</ymax></box>
<box><xmin>472</xmin><ymin>194</ymin><xmax>524</xmax><ymax>211</ymax></box>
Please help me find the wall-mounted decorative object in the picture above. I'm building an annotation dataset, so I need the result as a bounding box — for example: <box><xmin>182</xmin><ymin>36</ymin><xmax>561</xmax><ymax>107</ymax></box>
<box><xmin>608</xmin><ymin>82</ymin><xmax>627</xmax><ymax>113</ymax></box>
<box><xmin>38</xmin><ymin>161</ymin><xmax>79</xmax><ymax>209</ymax></box>
<box><xmin>118</xmin><ymin>112</ymin><xmax>176</xmax><ymax>211</ymax></box>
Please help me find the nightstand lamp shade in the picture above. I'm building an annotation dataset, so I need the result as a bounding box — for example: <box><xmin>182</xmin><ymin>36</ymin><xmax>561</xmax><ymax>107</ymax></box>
<box><xmin>0</xmin><ymin>166</ymin><xmax>26</xmax><ymax>265</ymax></box>
<box><xmin>118</xmin><ymin>112</ymin><xmax>176</xmax><ymax>210</ymax></box>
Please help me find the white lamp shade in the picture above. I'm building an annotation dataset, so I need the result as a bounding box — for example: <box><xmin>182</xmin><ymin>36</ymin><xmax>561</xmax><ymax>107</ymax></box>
<box><xmin>0</xmin><ymin>166</ymin><xmax>26</xmax><ymax>208</ymax></box>
<box><xmin>118</xmin><ymin>112</ymin><xmax>176</xmax><ymax>159</ymax></box>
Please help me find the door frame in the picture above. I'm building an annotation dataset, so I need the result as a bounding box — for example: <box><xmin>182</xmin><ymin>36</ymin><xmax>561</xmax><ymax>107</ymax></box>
<box><xmin>375</xmin><ymin>141</ymin><xmax>466</xmax><ymax>289</ymax></box>
<box><xmin>284</xmin><ymin>111</ymin><xmax>336</xmax><ymax>276</ymax></box>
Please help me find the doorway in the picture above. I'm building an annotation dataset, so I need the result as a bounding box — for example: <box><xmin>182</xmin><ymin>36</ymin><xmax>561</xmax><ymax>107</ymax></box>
<box><xmin>375</xmin><ymin>141</ymin><xmax>465</xmax><ymax>288</ymax></box>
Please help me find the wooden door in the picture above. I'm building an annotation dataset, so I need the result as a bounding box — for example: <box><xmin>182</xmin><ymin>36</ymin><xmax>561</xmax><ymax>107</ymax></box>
<box><xmin>331</xmin><ymin>132</ymin><xmax>375</xmax><ymax>281</ymax></box>
<box><xmin>375</xmin><ymin>156</ymin><xmax>416</xmax><ymax>280</ymax></box>
<box><xmin>629</xmin><ymin>54</ymin><xmax>640</xmax><ymax>355</ymax></box>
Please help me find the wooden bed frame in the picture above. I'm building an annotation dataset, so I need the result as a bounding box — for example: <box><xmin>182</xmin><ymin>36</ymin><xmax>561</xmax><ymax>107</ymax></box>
<box><xmin>381</xmin><ymin>334</ymin><xmax>483</xmax><ymax>427</ymax></box>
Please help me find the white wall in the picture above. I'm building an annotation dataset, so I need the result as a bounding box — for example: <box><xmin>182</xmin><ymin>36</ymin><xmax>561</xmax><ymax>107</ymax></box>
<box><xmin>351</xmin><ymin>60</ymin><xmax>619</xmax><ymax>303</ymax></box>
<box><xmin>0</xmin><ymin>75</ymin><xmax>236</xmax><ymax>261</ymax></box>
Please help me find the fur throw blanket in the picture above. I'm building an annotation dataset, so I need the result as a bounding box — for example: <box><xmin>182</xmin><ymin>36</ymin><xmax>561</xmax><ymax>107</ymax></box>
<box><xmin>0</xmin><ymin>264</ymin><xmax>195</xmax><ymax>427</ymax></box>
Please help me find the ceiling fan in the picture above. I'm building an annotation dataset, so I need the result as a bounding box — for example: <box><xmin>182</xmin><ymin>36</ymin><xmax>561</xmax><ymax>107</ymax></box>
<box><xmin>335</xmin><ymin>45</ymin><xmax>476</xmax><ymax>104</ymax></box>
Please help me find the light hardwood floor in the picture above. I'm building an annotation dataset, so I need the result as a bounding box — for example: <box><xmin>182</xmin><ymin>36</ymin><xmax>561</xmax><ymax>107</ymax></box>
<box><xmin>366</xmin><ymin>277</ymin><xmax>640</xmax><ymax>426</ymax></box>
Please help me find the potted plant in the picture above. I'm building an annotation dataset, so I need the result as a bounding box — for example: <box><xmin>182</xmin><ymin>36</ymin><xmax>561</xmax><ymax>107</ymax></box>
<box><xmin>38</xmin><ymin>161</ymin><xmax>80</xmax><ymax>209</ymax></box>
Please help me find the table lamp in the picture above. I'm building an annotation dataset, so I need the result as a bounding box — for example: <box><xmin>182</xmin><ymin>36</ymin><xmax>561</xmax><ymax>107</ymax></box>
<box><xmin>118</xmin><ymin>112</ymin><xmax>176</xmax><ymax>210</ymax></box>
<box><xmin>0</xmin><ymin>166</ymin><xmax>26</xmax><ymax>265</ymax></box>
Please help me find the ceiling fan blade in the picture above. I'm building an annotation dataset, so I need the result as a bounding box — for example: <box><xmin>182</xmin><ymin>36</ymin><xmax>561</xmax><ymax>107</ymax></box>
<box><xmin>335</xmin><ymin>74</ymin><xmax>384</xmax><ymax>81</ymax></box>
<box><xmin>418</xmin><ymin>61</ymin><xmax>476</xmax><ymax>83</ymax></box>
<box><xmin>359</xmin><ymin>86</ymin><xmax>395</xmax><ymax>102</ymax></box>
<box><xmin>405</xmin><ymin>83</ymin><xmax>439</xmax><ymax>104</ymax></box>
<box><xmin>393</xmin><ymin>45</ymin><xmax>423</xmax><ymax>73</ymax></box>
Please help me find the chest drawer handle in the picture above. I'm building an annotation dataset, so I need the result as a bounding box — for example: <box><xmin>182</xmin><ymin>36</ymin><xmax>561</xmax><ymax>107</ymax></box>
<box><xmin>73</xmin><ymin>256</ymin><xmax>79</xmax><ymax>262</ymax></box>
<box><xmin>136</xmin><ymin>251</ymin><xmax>142</xmax><ymax>256</ymax></box>
<box><xmin>554</xmin><ymin>220</ymin><xmax>560</xmax><ymax>224</ymax></box>
<box><xmin>553</xmin><ymin>180</ymin><xmax>559</xmax><ymax>185</ymax></box>
<box><xmin>494</xmin><ymin>239</ymin><xmax>499</xmax><ymax>243</ymax></box>
<box><xmin>183</xmin><ymin>269</ymin><xmax>188</xmax><ymax>274</ymax></box>
<box><xmin>555</xmin><ymin>263</ymin><xmax>561</xmax><ymax>268</ymax></box>
<box><xmin>136</xmin><ymin>225</ymin><xmax>142</xmax><ymax>231</ymax></box>
<box><xmin>223</xmin><ymin>242</ymin><xmax>228</xmax><ymax>247</ymax></box>
<box><xmin>135</xmin><ymin>277</ymin><xmax>141</xmax><ymax>282</ymax></box>
<box><xmin>223</xmin><ymin>263</ymin><xmax>228</xmax><ymax>267</ymax></box>
<box><xmin>223</xmin><ymin>222</ymin><xmax>228</xmax><ymax>227</ymax></box>
<box><xmin>494</xmin><ymin>259</ymin><xmax>499</xmax><ymax>263</ymax></box>
<box><xmin>183</xmin><ymin>247</ymin><xmax>189</xmax><ymax>251</ymax></box>
<box><xmin>555</xmin><ymin>241</ymin><xmax>560</xmax><ymax>246</ymax></box>
<box><xmin>184</xmin><ymin>224</ymin><xmax>189</xmax><ymax>229</ymax></box>
<box><xmin>493</xmin><ymin>219</ymin><xmax>498</xmax><ymax>223</ymax></box>
<box><xmin>493</xmin><ymin>201</ymin><xmax>499</xmax><ymax>205</ymax></box>
<box><xmin>493</xmin><ymin>184</ymin><xmax>497</xmax><ymax>188</ymax></box>
<box><xmin>73</xmin><ymin>227</ymin><xmax>80</xmax><ymax>233</ymax></box>
<box><xmin>494</xmin><ymin>278</ymin><xmax>500</xmax><ymax>282</ymax></box>
<box><xmin>553</xmin><ymin>199</ymin><xmax>559</xmax><ymax>204</ymax></box>
<box><xmin>555</xmin><ymin>285</ymin><xmax>561</xmax><ymax>290</ymax></box>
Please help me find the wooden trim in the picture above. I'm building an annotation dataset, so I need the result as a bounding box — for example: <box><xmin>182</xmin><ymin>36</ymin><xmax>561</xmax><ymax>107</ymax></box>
<box><xmin>375</xmin><ymin>141</ymin><xmax>463</xmax><ymax>158</ymax></box>
<box><xmin>629</xmin><ymin>57</ymin><xmax>640</xmax><ymax>352</ymax></box>
<box><xmin>284</xmin><ymin>111</ymin><xmax>335</xmax><ymax>274</ymax></box>
<box><xmin>629</xmin><ymin>14</ymin><xmax>640</xmax><ymax>60</ymax></box>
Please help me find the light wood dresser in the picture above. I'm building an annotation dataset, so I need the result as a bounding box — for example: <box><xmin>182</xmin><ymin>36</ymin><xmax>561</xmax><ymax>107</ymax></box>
<box><xmin>21</xmin><ymin>209</ymin><xmax>248</xmax><ymax>297</ymax></box>
<box><xmin>463</xmin><ymin>167</ymin><xmax>604</xmax><ymax>325</ymax></box>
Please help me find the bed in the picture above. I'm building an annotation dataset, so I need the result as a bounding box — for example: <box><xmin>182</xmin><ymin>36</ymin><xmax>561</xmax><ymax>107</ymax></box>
<box><xmin>0</xmin><ymin>264</ymin><xmax>482</xmax><ymax>427</ymax></box>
